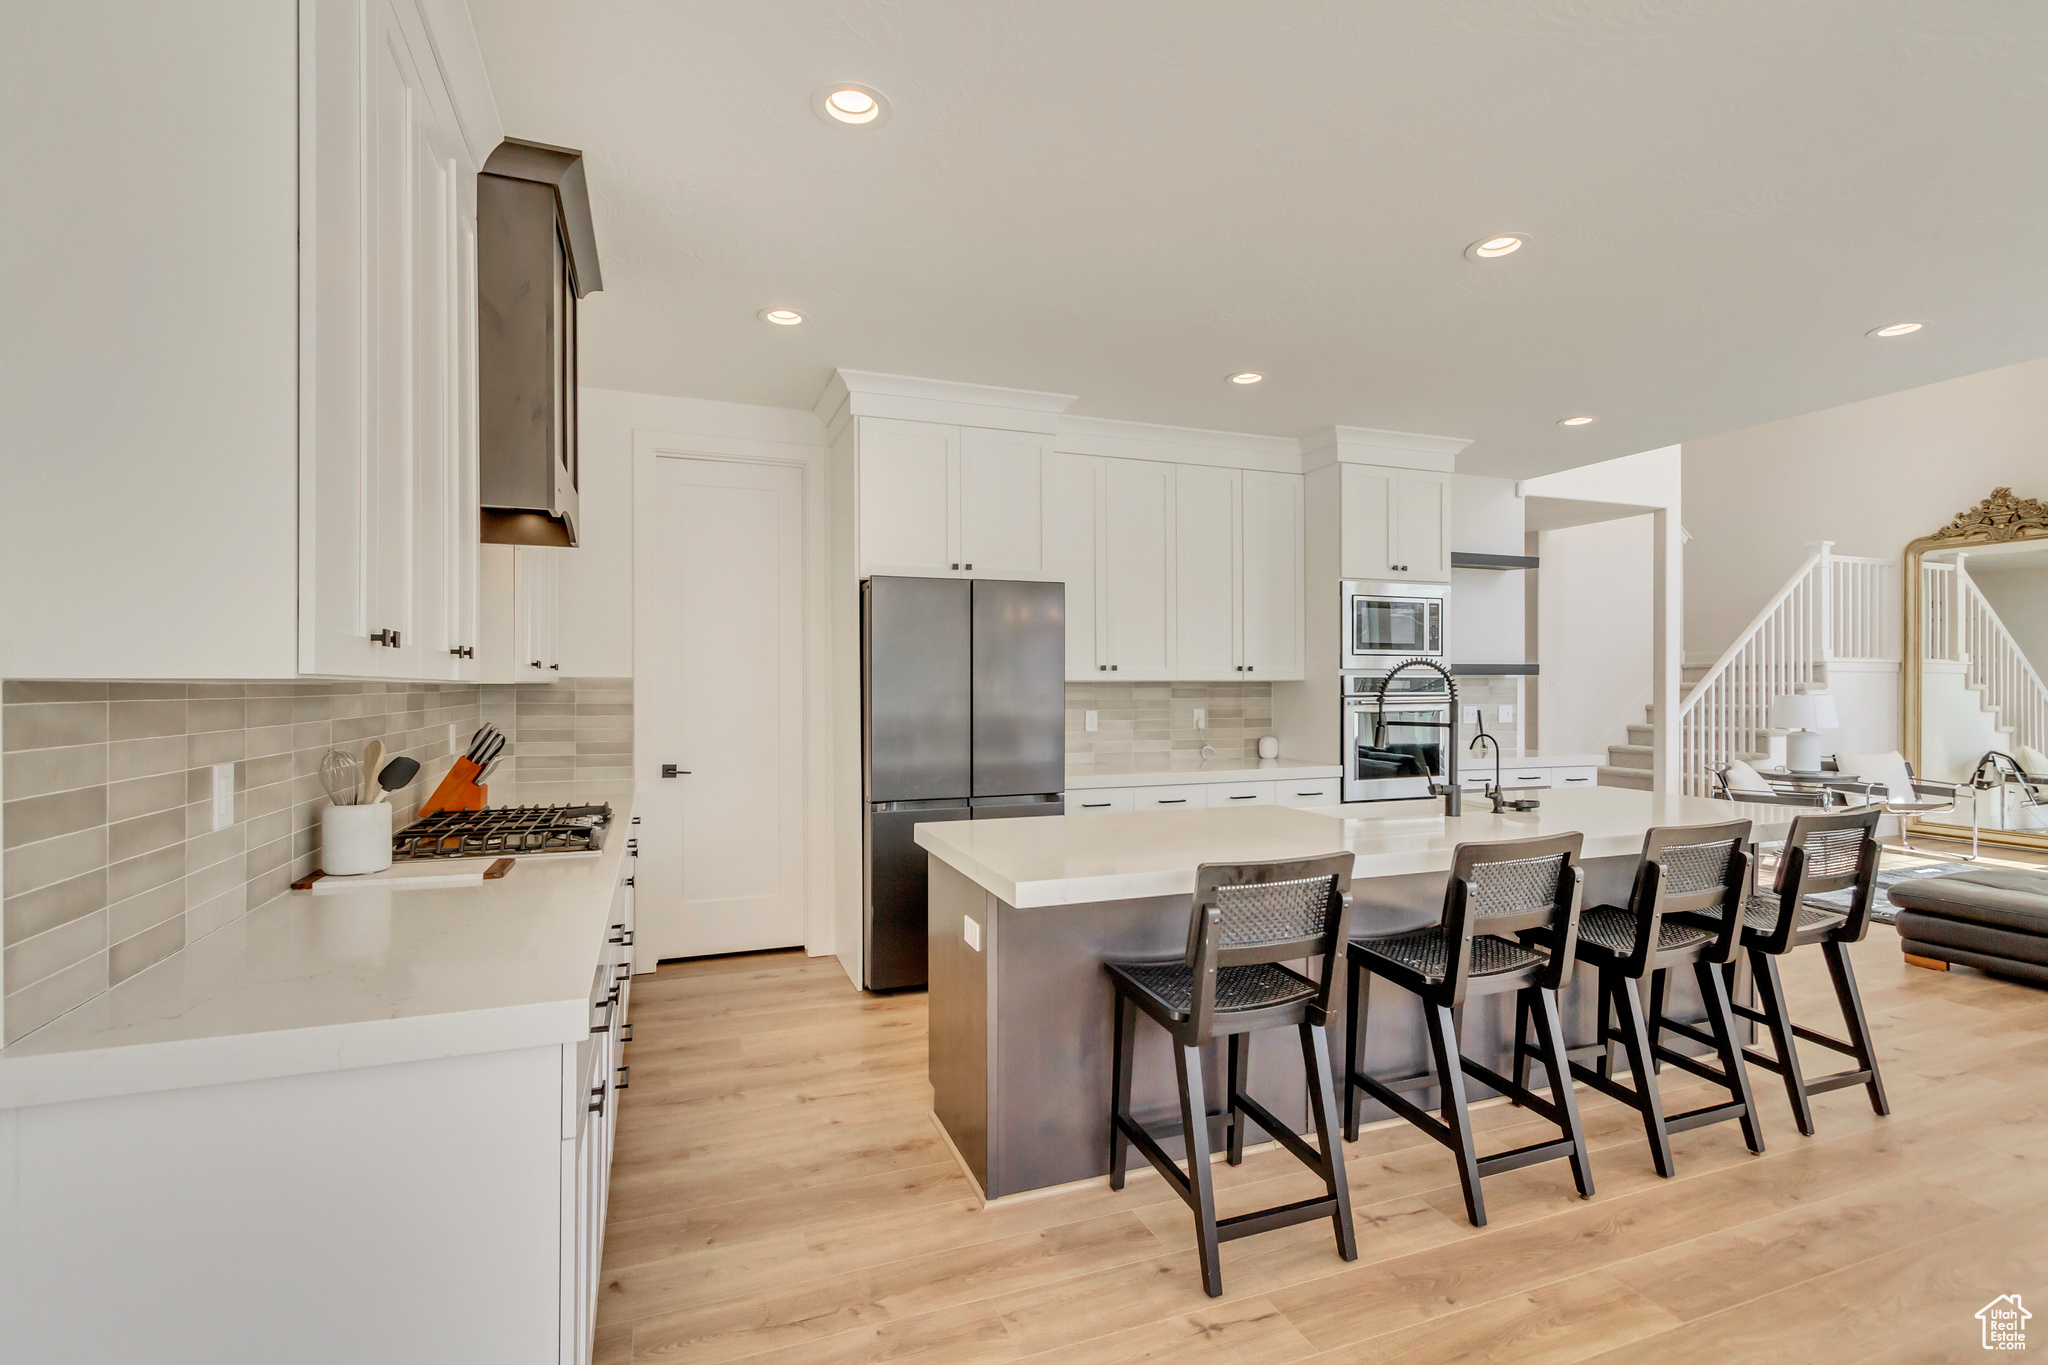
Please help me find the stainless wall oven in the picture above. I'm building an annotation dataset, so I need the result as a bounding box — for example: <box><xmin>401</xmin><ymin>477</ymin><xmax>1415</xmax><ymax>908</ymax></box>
<box><xmin>1341</xmin><ymin>580</ymin><xmax>1445</xmax><ymax>670</ymax></box>
<box><xmin>1342</xmin><ymin>672</ymin><xmax>1453</xmax><ymax>802</ymax></box>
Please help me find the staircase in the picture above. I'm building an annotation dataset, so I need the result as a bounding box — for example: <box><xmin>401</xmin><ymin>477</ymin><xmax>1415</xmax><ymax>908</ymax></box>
<box><xmin>1599</xmin><ymin>663</ymin><xmax>1732</xmax><ymax>790</ymax></box>
<box><xmin>1926</xmin><ymin>559</ymin><xmax>2048</xmax><ymax>757</ymax></box>
<box><xmin>1595</xmin><ymin>542</ymin><xmax>1897</xmax><ymax>796</ymax></box>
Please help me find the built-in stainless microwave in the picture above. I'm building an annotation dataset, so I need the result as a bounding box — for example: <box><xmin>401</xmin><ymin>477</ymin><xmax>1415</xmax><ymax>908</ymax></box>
<box><xmin>1341</xmin><ymin>580</ymin><xmax>1445</xmax><ymax>669</ymax></box>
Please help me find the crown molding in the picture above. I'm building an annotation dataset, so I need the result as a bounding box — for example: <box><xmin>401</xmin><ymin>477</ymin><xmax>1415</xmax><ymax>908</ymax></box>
<box><xmin>813</xmin><ymin>369</ymin><xmax>1077</xmax><ymax>438</ymax></box>
<box><xmin>1055</xmin><ymin>414</ymin><xmax>1302</xmax><ymax>473</ymax></box>
<box><xmin>1299</xmin><ymin>425</ymin><xmax>1471</xmax><ymax>473</ymax></box>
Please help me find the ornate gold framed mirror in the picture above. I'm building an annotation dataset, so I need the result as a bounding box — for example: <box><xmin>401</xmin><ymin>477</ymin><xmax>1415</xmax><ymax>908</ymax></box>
<box><xmin>1903</xmin><ymin>487</ymin><xmax>2048</xmax><ymax>852</ymax></box>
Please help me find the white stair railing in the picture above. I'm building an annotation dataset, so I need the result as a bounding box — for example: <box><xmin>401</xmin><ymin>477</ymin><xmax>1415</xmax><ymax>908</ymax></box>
<box><xmin>1921</xmin><ymin>562</ymin><xmax>1962</xmax><ymax>663</ymax></box>
<box><xmin>1677</xmin><ymin>541</ymin><xmax>1898</xmax><ymax>796</ymax></box>
<box><xmin>1958</xmin><ymin>565</ymin><xmax>2048</xmax><ymax>756</ymax></box>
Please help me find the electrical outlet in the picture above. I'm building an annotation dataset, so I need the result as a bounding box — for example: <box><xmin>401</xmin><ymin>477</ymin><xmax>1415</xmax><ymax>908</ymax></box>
<box><xmin>1194</xmin><ymin>708</ymin><xmax>1206</xmax><ymax>730</ymax></box>
<box><xmin>1500</xmin><ymin>704</ymin><xmax>1516</xmax><ymax>723</ymax></box>
<box><xmin>963</xmin><ymin>916</ymin><xmax>982</xmax><ymax>952</ymax></box>
<box><xmin>448</xmin><ymin>722</ymin><xmax>462</xmax><ymax>754</ymax></box>
<box><xmin>1462</xmin><ymin>706</ymin><xmax>1480</xmax><ymax>725</ymax></box>
<box><xmin>1085</xmin><ymin>709</ymin><xmax>1098</xmax><ymax>732</ymax></box>
<box><xmin>210</xmin><ymin>763</ymin><xmax>235</xmax><ymax>831</ymax></box>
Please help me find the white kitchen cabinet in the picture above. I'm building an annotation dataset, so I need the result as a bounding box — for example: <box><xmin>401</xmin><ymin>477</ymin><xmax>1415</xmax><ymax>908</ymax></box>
<box><xmin>1239</xmin><ymin>470</ymin><xmax>1305</xmax><ymax>680</ymax></box>
<box><xmin>856</xmin><ymin>417</ymin><xmax>1051</xmax><ymax>578</ymax></box>
<box><xmin>300</xmin><ymin>0</ymin><xmax>483</xmax><ymax>680</ymax></box>
<box><xmin>477</xmin><ymin>543</ymin><xmax>563</xmax><ymax>681</ymax></box>
<box><xmin>1101</xmin><ymin>459</ymin><xmax>1177</xmax><ymax>679</ymax></box>
<box><xmin>958</xmin><ymin>428</ymin><xmax>1045</xmax><ymax>575</ymax></box>
<box><xmin>520</xmin><ymin>547</ymin><xmax>561</xmax><ymax>677</ymax></box>
<box><xmin>1275</xmin><ymin>778</ymin><xmax>1339</xmax><ymax>806</ymax></box>
<box><xmin>1174</xmin><ymin>467</ymin><xmax>1240</xmax><ymax>680</ymax></box>
<box><xmin>1067</xmin><ymin>787</ymin><xmax>1135</xmax><ymax>815</ymax></box>
<box><xmin>858</xmin><ymin>417</ymin><xmax>956</xmax><ymax>575</ymax></box>
<box><xmin>1339</xmin><ymin>464</ymin><xmax>1451</xmax><ymax>583</ymax></box>
<box><xmin>1133</xmin><ymin>784</ymin><xmax>1206</xmax><ymax>811</ymax></box>
<box><xmin>1044</xmin><ymin>452</ymin><xmax>1106</xmax><ymax>680</ymax></box>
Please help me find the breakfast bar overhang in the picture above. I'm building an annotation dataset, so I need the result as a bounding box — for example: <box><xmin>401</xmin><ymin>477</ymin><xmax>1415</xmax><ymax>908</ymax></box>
<box><xmin>916</xmin><ymin>788</ymin><xmax>1797</xmax><ymax>1200</ymax></box>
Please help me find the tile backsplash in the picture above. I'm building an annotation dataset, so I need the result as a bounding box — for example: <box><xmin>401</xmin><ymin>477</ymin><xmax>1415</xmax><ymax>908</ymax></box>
<box><xmin>477</xmin><ymin>677</ymin><xmax>633</xmax><ymax>804</ymax></box>
<box><xmin>1065</xmin><ymin>681</ymin><xmax>1273</xmax><ymax>763</ymax></box>
<box><xmin>1</xmin><ymin>675</ymin><xmax>636</xmax><ymax>1045</ymax></box>
<box><xmin>1</xmin><ymin>680</ymin><xmax>481</xmax><ymax>1043</ymax></box>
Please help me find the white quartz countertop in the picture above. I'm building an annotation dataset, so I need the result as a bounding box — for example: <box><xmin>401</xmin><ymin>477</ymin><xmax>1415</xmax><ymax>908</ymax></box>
<box><xmin>1065</xmin><ymin>756</ymin><xmax>1342</xmax><ymax>790</ymax></box>
<box><xmin>916</xmin><ymin>787</ymin><xmax>1797</xmax><ymax>908</ymax></box>
<box><xmin>0</xmin><ymin>797</ymin><xmax>637</xmax><ymax>1111</ymax></box>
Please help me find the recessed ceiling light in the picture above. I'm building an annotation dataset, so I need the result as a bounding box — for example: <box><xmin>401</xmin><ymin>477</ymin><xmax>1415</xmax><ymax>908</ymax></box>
<box><xmin>811</xmin><ymin>83</ymin><xmax>891</xmax><ymax>129</ymax></box>
<box><xmin>1867</xmin><ymin>322</ymin><xmax>1924</xmax><ymax>338</ymax></box>
<box><xmin>1557</xmin><ymin>415</ymin><xmax>1597</xmax><ymax>427</ymax></box>
<box><xmin>759</xmin><ymin>308</ymin><xmax>806</xmax><ymax>326</ymax></box>
<box><xmin>1465</xmin><ymin>234</ymin><xmax>1527</xmax><ymax>261</ymax></box>
<box><xmin>1228</xmin><ymin>372</ymin><xmax>1263</xmax><ymax>385</ymax></box>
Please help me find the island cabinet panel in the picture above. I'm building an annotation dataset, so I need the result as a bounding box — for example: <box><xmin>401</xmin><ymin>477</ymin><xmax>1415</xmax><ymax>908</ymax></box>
<box><xmin>925</xmin><ymin>851</ymin><xmax>1730</xmax><ymax>1201</ymax></box>
<box><xmin>928</xmin><ymin>860</ymin><xmax>995</xmax><ymax>1190</ymax></box>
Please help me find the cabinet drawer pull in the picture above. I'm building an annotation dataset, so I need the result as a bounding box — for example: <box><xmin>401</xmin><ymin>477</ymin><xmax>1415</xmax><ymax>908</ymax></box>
<box><xmin>1294</xmin><ymin>790</ymin><xmax>1325</xmax><ymax>797</ymax></box>
<box><xmin>1080</xmin><ymin>802</ymin><xmax>1111</xmax><ymax>809</ymax></box>
<box><xmin>1564</xmin><ymin>776</ymin><xmax>1591</xmax><ymax>784</ymax></box>
<box><xmin>1155</xmin><ymin>798</ymin><xmax>1187</xmax><ymax>805</ymax></box>
<box><xmin>621</xmin><ymin>1023</ymin><xmax>632</xmax><ymax>1043</ymax></box>
<box><xmin>590</xmin><ymin>995</ymin><xmax>613</xmax><ymax>1034</ymax></box>
<box><xmin>550</xmin><ymin>663</ymin><xmax>561</xmax><ymax>670</ymax></box>
<box><xmin>1228</xmin><ymin>794</ymin><xmax>1258</xmax><ymax>800</ymax></box>
<box><xmin>1110</xmin><ymin>664</ymin><xmax>1118</xmax><ymax>671</ymax></box>
<box><xmin>615</xmin><ymin>963</ymin><xmax>631</xmax><ymax>981</ymax></box>
<box><xmin>616</xmin><ymin>1065</ymin><xmax>630</xmax><ymax>1092</ymax></box>
<box><xmin>530</xmin><ymin>660</ymin><xmax>542</xmax><ymax>669</ymax></box>
<box><xmin>589</xmin><ymin>1084</ymin><xmax>605</xmax><ymax>1116</ymax></box>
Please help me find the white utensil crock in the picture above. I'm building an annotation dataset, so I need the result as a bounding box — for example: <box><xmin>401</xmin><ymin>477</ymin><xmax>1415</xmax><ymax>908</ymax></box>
<box><xmin>321</xmin><ymin>803</ymin><xmax>393</xmax><ymax>875</ymax></box>
<box><xmin>1258</xmin><ymin>736</ymin><xmax>1279</xmax><ymax>759</ymax></box>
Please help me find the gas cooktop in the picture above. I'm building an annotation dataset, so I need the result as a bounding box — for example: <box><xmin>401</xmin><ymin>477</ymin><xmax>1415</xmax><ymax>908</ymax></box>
<box><xmin>393</xmin><ymin>804</ymin><xmax>612</xmax><ymax>861</ymax></box>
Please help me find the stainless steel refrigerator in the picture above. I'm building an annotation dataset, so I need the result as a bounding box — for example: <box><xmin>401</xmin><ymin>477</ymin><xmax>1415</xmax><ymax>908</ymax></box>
<box><xmin>862</xmin><ymin>577</ymin><xmax>1065</xmax><ymax>990</ymax></box>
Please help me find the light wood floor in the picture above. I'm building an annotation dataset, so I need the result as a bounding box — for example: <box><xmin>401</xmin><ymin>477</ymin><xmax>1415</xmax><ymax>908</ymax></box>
<box><xmin>596</xmin><ymin>840</ymin><xmax>2048</xmax><ymax>1364</ymax></box>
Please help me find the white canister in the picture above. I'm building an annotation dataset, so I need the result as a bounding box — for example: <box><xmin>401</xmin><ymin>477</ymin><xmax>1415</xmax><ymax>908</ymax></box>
<box><xmin>321</xmin><ymin>803</ymin><xmax>394</xmax><ymax>875</ymax></box>
<box><xmin>1258</xmin><ymin>736</ymin><xmax>1279</xmax><ymax>759</ymax></box>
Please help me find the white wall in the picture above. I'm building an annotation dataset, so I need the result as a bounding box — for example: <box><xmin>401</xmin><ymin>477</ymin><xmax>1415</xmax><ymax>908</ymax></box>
<box><xmin>566</xmin><ymin>388</ymin><xmax>831</xmax><ymax>676</ymax></box>
<box><xmin>0</xmin><ymin>0</ymin><xmax>299</xmax><ymax>679</ymax></box>
<box><xmin>1683</xmin><ymin>355</ymin><xmax>2048</xmax><ymax>662</ymax></box>
<box><xmin>1537</xmin><ymin>514</ymin><xmax>1655</xmax><ymax>756</ymax></box>
<box><xmin>1447</xmin><ymin>474</ymin><xmax>1526</xmax><ymax>666</ymax></box>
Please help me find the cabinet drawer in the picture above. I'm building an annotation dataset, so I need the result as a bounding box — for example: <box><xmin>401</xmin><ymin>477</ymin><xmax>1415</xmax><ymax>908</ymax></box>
<box><xmin>1133</xmin><ymin>784</ymin><xmax>1206</xmax><ymax>811</ymax></box>
<box><xmin>1068</xmin><ymin>787</ymin><xmax>1134</xmax><ymax>815</ymax></box>
<box><xmin>1501</xmin><ymin>768</ymin><xmax>1552</xmax><ymax>789</ymax></box>
<box><xmin>1205</xmin><ymin>781</ymin><xmax>1276</xmax><ymax>808</ymax></box>
<box><xmin>1276</xmin><ymin>779</ymin><xmax>1339</xmax><ymax>807</ymax></box>
<box><xmin>1554</xmin><ymin>766</ymin><xmax>1598</xmax><ymax>787</ymax></box>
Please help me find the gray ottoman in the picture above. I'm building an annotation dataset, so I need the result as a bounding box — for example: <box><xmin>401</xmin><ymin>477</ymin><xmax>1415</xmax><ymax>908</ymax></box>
<box><xmin>1890</xmin><ymin>867</ymin><xmax>2048</xmax><ymax>984</ymax></box>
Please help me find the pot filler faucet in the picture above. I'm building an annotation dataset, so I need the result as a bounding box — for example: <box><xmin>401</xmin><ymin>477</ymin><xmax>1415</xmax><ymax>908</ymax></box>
<box><xmin>1372</xmin><ymin>657</ymin><xmax>1461</xmax><ymax>817</ymax></box>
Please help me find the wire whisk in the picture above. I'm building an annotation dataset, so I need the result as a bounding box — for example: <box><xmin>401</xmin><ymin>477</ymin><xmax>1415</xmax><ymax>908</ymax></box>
<box><xmin>320</xmin><ymin>749</ymin><xmax>362</xmax><ymax>806</ymax></box>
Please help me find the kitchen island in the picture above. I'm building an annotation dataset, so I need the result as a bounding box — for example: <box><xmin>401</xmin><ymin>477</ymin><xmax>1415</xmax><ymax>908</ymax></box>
<box><xmin>916</xmin><ymin>787</ymin><xmax>1796</xmax><ymax>1200</ymax></box>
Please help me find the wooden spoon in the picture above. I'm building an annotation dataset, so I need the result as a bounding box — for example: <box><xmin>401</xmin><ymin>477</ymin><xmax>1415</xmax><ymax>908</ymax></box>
<box><xmin>359</xmin><ymin>739</ymin><xmax>386</xmax><ymax>806</ymax></box>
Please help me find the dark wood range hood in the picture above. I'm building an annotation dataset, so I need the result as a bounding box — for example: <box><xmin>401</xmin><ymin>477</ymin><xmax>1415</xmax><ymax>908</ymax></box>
<box><xmin>478</xmin><ymin>138</ymin><xmax>602</xmax><ymax>548</ymax></box>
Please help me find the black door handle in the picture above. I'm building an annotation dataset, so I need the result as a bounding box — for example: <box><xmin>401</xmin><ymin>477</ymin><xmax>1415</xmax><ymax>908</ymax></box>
<box><xmin>662</xmin><ymin>764</ymin><xmax>691</xmax><ymax>778</ymax></box>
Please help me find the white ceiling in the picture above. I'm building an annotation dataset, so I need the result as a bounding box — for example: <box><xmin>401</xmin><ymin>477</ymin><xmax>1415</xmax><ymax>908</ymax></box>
<box><xmin>467</xmin><ymin>1</ymin><xmax>2048</xmax><ymax>478</ymax></box>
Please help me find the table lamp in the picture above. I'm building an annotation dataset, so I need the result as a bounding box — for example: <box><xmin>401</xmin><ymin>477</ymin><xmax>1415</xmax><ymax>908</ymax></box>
<box><xmin>1768</xmin><ymin>692</ymin><xmax>1838</xmax><ymax>773</ymax></box>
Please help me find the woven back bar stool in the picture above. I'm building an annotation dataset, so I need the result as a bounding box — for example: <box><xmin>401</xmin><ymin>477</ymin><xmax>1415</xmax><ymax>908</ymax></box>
<box><xmin>1106</xmin><ymin>853</ymin><xmax>1357</xmax><ymax>1298</ymax></box>
<box><xmin>1343</xmin><ymin>833</ymin><xmax>1589</xmax><ymax>1229</ymax></box>
<box><xmin>1668</xmin><ymin>806</ymin><xmax>1886</xmax><ymax>1136</ymax></box>
<box><xmin>1516</xmin><ymin>819</ymin><xmax>1762</xmax><ymax>1179</ymax></box>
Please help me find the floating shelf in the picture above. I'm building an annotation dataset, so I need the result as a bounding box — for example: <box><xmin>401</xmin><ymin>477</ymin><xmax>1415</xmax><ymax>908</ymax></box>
<box><xmin>1451</xmin><ymin>552</ymin><xmax>1539</xmax><ymax>571</ymax></box>
<box><xmin>1450</xmin><ymin>664</ymin><xmax>1539</xmax><ymax>676</ymax></box>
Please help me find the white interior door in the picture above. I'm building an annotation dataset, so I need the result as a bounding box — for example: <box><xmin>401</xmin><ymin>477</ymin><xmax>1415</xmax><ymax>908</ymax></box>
<box><xmin>642</xmin><ymin>456</ymin><xmax>806</xmax><ymax>959</ymax></box>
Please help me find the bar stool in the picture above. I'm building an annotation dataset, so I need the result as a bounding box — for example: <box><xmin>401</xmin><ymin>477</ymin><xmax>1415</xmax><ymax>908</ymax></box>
<box><xmin>1106</xmin><ymin>853</ymin><xmax>1357</xmax><ymax>1298</ymax></box>
<box><xmin>1515</xmin><ymin>819</ymin><xmax>1763</xmax><ymax>1179</ymax></box>
<box><xmin>1669</xmin><ymin>806</ymin><xmax>1887</xmax><ymax>1136</ymax></box>
<box><xmin>1343</xmin><ymin>833</ymin><xmax>1590</xmax><ymax>1229</ymax></box>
